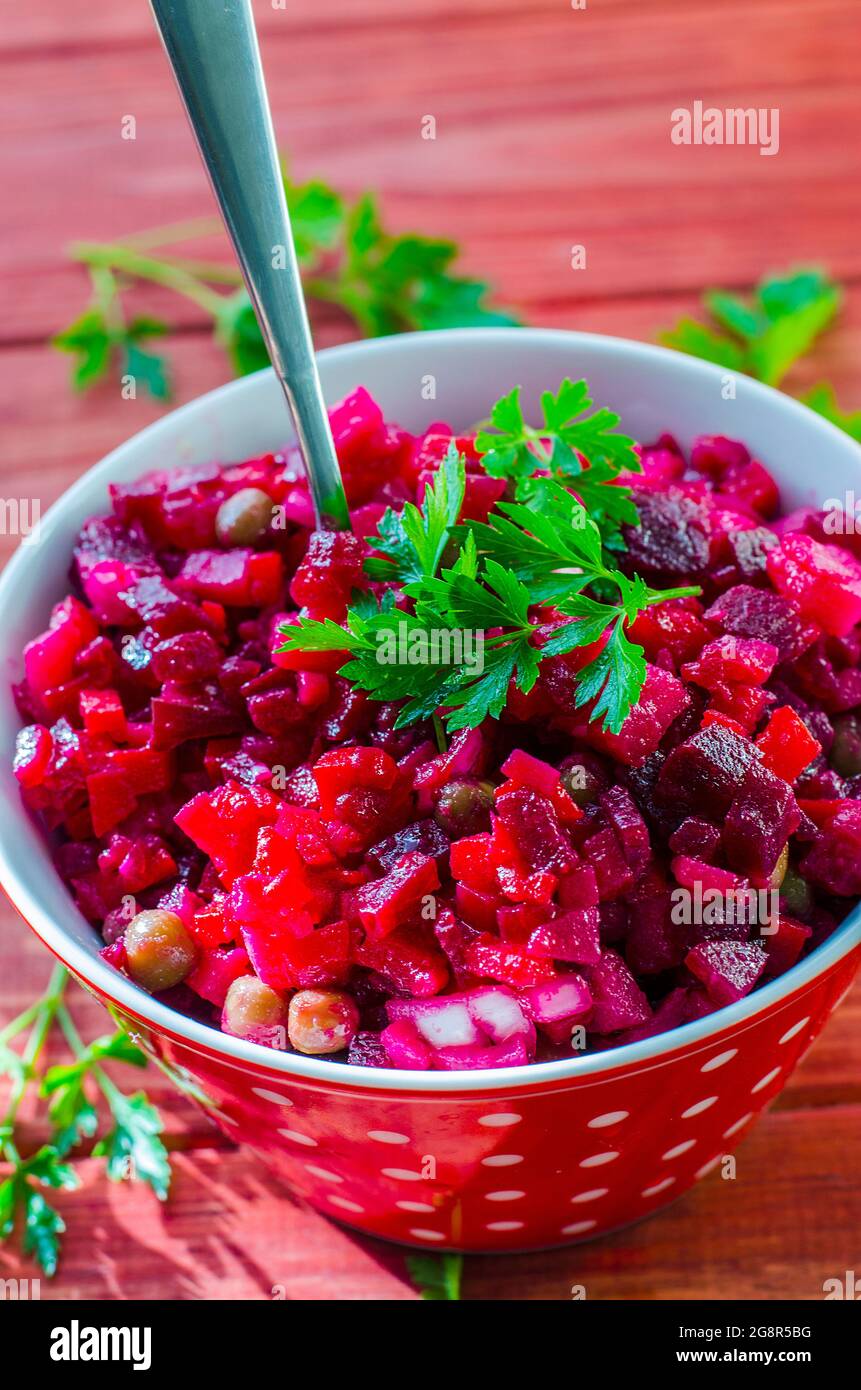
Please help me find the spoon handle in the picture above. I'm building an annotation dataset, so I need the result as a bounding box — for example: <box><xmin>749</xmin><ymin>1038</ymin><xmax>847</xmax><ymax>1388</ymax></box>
<box><xmin>149</xmin><ymin>0</ymin><xmax>351</xmax><ymax>531</ymax></box>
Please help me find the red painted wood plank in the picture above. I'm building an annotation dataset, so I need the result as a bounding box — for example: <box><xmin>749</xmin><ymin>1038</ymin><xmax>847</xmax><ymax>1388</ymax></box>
<box><xmin>0</xmin><ymin>0</ymin><xmax>859</xmax><ymax>342</ymax></box>
<box><xmin>0</xmin><ymin>1100</ymin><xmax>857</xmax><ymax>1300</ymax></box>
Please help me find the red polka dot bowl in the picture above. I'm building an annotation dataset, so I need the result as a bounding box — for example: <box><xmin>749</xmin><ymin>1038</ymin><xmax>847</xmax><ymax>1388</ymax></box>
<box><xmin>2</xmin><ymin>329</ymin><xmax>859</xmax><ymax>1251</ymax></box>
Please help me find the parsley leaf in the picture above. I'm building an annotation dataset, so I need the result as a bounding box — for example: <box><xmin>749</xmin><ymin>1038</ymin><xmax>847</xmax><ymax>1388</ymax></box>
<box><xmin>802</xmin><ymin>382</ymin><xmax>861</xmax><ymax>442</ymax></box>
<box><xmin>572</xmin><ymin>616</ymin><xmax>647</xmax><ymax>735</ymax></box>
<box><xmin>366</xmin><ymin>444</ymin><xmax>465</xmax><ymax>586</ymax></box>
<box><xmin>406</xmin><ymin>1251</ymin><xmax>463</xmax><ymax>1301</ymax></box>
<box><xmin>93</xmin><ymin>1090</ymin><xmax>171</xmax><ymax>1200</ymax></box>
<box><xmin>474</xmin><ymin>379</ymin><xmax>639</xmax><ymax>549</ymax></box>
<box><xmin>21</xmin><ymin>1188</ymin><xmax>66</xmax><ymax>1278</ymax></box>
<box><xmin>661</xmin><ymin>267</ymin><xmax>840</xmax><ymax>386</ymax></box>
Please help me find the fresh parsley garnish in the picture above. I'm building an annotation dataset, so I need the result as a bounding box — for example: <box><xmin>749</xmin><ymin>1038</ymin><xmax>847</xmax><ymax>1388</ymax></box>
<box><xmin>0</xmin><ymin>965</ymin><xmax>171</xmax><ymax>1276</ymax></box>
<box><xmin>661</xmin><ymin>267</ymin><xmax>840</xmax><ymax>387</ymax></box>
<box><xmin>53</xmin><ymin>270</ymin><xmax>171</xmax><ymax>400</ymax></box>
<box><xmin>474</xmin><ymin>378</ymin><xmax>639</xmax><ymax>549</ymax></box>
<box><xmin>56</xmin><ymin>165</ymin><xmax>518</xmax><ymax>397</ymax></box>
<box><xmin>802</xmin><ymin>382</ymin><xmax>861</xmax><ymax>442</ymax></box>
<box><xmin>278</xmin><ymin>378</ymin><xmax>700</xmax><ymax>736</ymax></box>
<box><xmin>406</xmin><ymin>1251</ymin><xmax>463</xmax><ymax>1300</ymax></box>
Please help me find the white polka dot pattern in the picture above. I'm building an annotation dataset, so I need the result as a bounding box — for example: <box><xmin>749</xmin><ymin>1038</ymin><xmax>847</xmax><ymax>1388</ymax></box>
<box><xmin>681</xmin><ymin>1096</ymin><xmax>718</xmax><ymax>1118</ymax></box>
<box><xmin>778</xmin><ymin>1017</ymin><xmax>810</xmax><ymax>1045</ymax></box>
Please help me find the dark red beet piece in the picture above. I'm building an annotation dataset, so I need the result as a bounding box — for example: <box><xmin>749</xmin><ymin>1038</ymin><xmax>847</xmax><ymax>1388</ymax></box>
<box><xmin>722</xmin><ymin>762</ymin><xmax>801</xmax><ymax>885</ymax></box>
<box><xmin>800</xmin><ymin>802</ymin><xmax>861</xmax><ymax>896</ymax></box>
<box><xmin>620</xmin><ymin>485</ymin><xmax>711</xmax><ymax>584</ymax></box>
<box><xmin>704</xmin><ymin>584</ymin><xmax>811</xmax><ymax>662</ymax></box>
<box><xmin>657</xmin><ymin>724</ymin><xmax>761</xmax><ymax>818</ymax></box>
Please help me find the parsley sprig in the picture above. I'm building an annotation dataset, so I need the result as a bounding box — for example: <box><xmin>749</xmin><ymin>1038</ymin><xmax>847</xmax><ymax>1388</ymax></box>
<box><xmin>0</xmin><ymin>964</ymin><xmax>171</xmax><ymax>1276</ymax></box>
<box><xmin>406</xmin><ymin>1251</ymin><xmax>463</xmax><ymax>1300</ymax></box>
<box><xmin>54</xmin><ymin>165</ymin><xmax>518</xmax><ymax>398</ymax></box>
<box><xmin>278</xmin><ymin>383</ymin><xmax>699</xmax><ymax>735</ymax></box>
<box><xmin>660</xmin><ymin>267</ymin><xmax>841</xmax><ymax>388</ymax></box>
<box><xmin>475</xmin><ymin>378</ymin><xmax>640</xmax><ymax>549</ymax></box>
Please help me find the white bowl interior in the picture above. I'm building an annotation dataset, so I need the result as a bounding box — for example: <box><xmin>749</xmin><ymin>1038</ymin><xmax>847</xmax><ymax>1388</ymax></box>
<box><xmin>1</xmin><ymin>327</ymin><xmax>859</xmax><ymax>1090</ymax></box>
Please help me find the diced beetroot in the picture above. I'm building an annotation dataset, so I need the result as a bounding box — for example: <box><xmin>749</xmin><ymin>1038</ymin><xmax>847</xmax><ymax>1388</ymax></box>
<box><xmin>189</xmin><ymin>947</ymin><xmax>251</xmax><ymax>1007</ymax></box>
<box><xmin>347</xmin><ymin>1032</ymin><xmax>389</xmax><ymax>1068</ymax></box>
<box><xmin>175</xmin><ymin>782</ymin><xmax>280</xmax><ymax>885</ymax></box>
<box><xmin>23</xmin><ymin>597</ymin><xmax>98</xmax><ymax>699</ymax></box>
<box><xmin>767</xmin><ymin>532</ymin><xmax>861</xmax><ymax>637</ymax></box>
<box><xmin>671</xmin><ymin>856</ymin><xmax>748</xmax><ymax>895</ymax></box>
<box><xmin>152</xmin><ymin>688</ymin><xmax>243</xmax><ymax>750</ymax></box>
<box><xmin>100</xmin><ymin>939</ymin><xmax>128</xmax><ymax>973</ymax></box>
<box><xmin>800</xmin><ymin>801</ymin><xmax>861</xmax><ymax>895</ymax></box>
<box><xmin>706</xmin><ymin>682</ymin><xmax>775</xmax><ymax>734</ymax></box>
<box><xmin>151</xmin><ymin>631</ymin><xmax>222</xmax><ymax>683</ymax></box>
<box><xmin>13</xmin><ymin>724</ymin><xmax>53</xmax><ymax>789</ymax></box>
<box><xmin>346</xmin><ymin>852</ymin><xmax>440</xmax><ymax>939</ymax></box>
<box><xmin>464</xmin><ymin>936</ymin><xmax>557</xmax><ymax>988</ymax></box>
<box><xmin>433</xmin><ymin>907</ymin><xmax>482</xmax><ymax>984</ymax></box>
<box><xmin>79</xmin><ymin>688</ymin><xmax>127</xmax><ymax>742</ymax></box>
<box><xmin>526</xmin><ymin>907</ymin><xmax>601</xmax><ymax>965</ymax></box>
<box><xmin>353</xmin><ymin>923</ymin><xmax>449</xmax><ymax>997</ymax></box>
<box><xmin>242</xmin><ymin>918</ymin><xmax>351</xmax><ymax>991</ymax></box>
<box><xmin>328</xmin><ymin>386</ymin><xmax>384</xmax><ymax>464</ymax></box>
<box><xmin>313</xmin><ymin>745</ymin><xmax>398</xmax><ymax>817</ymax></box>
<box><xmin>620</xmin><ymin>485</ymin><xmax>711</xmax><ymax>583</ymax></box>
<box><xmin>367</xmin><ymin>818</ymin><xmax>449</xmax><ymax>872</ymax></box>
<box><xmin>685</xmin><ymin>940</ymin><xmax>767</xmax><ymax>1005</ymax></box>
<box><xmin>599</xmin><ymin>785</ymin><xmax>651</xmax><ymax>870</ymax></box>
<box><xmin>495</xmin><ymin>864</ymin><xmax>557</xmax><ymax>905</ymax></box>
<box><xmin>690</xmin><ymin>434</ymin><xmax>750</xmax><ymax>478</ymax></box>
<box><xmin>116</xmin><ymin>837</ymin><xmax>177</xmax><ymax>893</ymax></box>
<box><xmin>454</xmin><ymin>883</ymin><xmax>499</xmax><ymax>935</ymax></box>
<box><xmin>657</xmin><ymin>723</ymin><xmax>761</xmax><ymax>817</ymax></box>
<box><xmin>756</xmin><ymin>705</ymin><xmax>821</xmax><ymax>784</ymax></box>
<box><xmin>668</xmin><ymin>817</ymin><xmax>722</xmax><ymax>862</ymax></box>
<box><xmin>498</xmin><ymin>747</ymin><xmax>582</xmax><ymax>824</ymax></box>
<box><xmin>521</xmin><ymin>973</ymin><xmax>592</xmax><ymax>1044</ymax></box>
<box><xmin>682</xmin><ymin>635</ymin><xmax>778</xmax><ymax>691</ymax></box>
<box><xmin>557</xmin><ymin>861</ymin><xmax>600</xmax><ymax>910</ymax></box>
<box><xmin>762</xmin><ymin>915</ymin><xmax>812</xmax><ymax>976</ymax></box>
<box><xmin>494</xmin><ymin>786</ymin><xmax>576</xmax><ymax>873</ymax></box>
<box><xmin>722</xmin><ymin>762</ymin><xmax>801</xmax><ymax>885</ymax></box>
<box><xmin>704</xmin><ymin>584</ymin><xmax>811</xmax><ymax>662</ymax></box>
<box><xmin>380</xmin><ymin>1019</ymin><xmax>433</xmax><ymax>1069</ymax></box>
<box><xmin>386</xmin><ymin>994</ymin><xmax>483</xmax><ymax>1048</ymax></box>
<box><xmin>626</xmin><ymin>598</ymin><xmax>711</xmax><ymax>667</ymax></box>
<box><xmin>625</xmin><ymin>889</ymin><xmax>684</xmax><ymax>975</ymax></box>
<box><xmin>413</xmin><ymin>727</ymin><xmax>485</xmax><ymax>792</ymax></box>
<box><xmin>496</xmin><ymin>901</ymin><xmax>550</xmax><ymax>944</ymax></box>
<box><xmin>85</xmin><ymin>768</ymin><xmax>137</xmax><ymax>836</ymax></box>
<box><xmin>432</xmin><ymin>1036</ymin><xmax>529</xmax><ymax>1070</ymax></box>
<box><xmin>575</xmin><ymin>664</ymin><xmax>690</xmax><ymax>768</ymax></box>
<box><xmin>582</xmin><ymin>828</ymin><xmax>636</xmax><ymax>900</ymax></box>
<box><xmin>177</xmin><ymin>549</ymin><xmax>284</xmax><ymax>607</ymax></box>
<box><xmin>289</xmin><ymin>530</ymin><xmax>367</xmax><ymax>618</ymax></box>
<box><xmin>585</xmin><ymin>950</ymin><xmax>651</xmax><ymax>1033</ymax></box>
<box><xmin>273</xmin><ymin>612</ymin><xmax>346</xmax><ymax>673</ymax></box>
<box><xmin>449</xmin><ymin>833</ymin><xmax>497</xmax><ymax>895</ymax></box>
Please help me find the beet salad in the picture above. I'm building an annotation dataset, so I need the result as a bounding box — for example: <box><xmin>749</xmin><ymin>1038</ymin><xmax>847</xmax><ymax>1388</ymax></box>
<box><xmin>13</xmin><ymin>378</ymin><xmax>861</xmax><ymax>1070</ymax></box>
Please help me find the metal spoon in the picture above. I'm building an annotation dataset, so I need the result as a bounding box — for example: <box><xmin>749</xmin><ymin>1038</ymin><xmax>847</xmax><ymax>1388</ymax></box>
<box><xmin>149</xmin><ymin>0</ymin><xmax>351</xmax><ymax>531</ymax></box>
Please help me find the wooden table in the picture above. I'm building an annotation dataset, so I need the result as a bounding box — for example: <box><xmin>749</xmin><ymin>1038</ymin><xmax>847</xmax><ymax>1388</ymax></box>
<box><xmin>1</xmin><ymin>0</ymin><xmax>859</xmax><ymax>1300</ymax></box>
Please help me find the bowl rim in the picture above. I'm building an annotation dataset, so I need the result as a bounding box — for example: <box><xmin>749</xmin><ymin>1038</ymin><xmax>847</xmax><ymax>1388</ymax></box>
<box><xmin>2</xmin><ymin>325</ymin><xmax>860</xmax><ymax>1094</ymax></box>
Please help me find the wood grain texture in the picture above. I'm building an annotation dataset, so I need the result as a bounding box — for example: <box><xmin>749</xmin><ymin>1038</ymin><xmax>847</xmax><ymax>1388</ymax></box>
<box><xmin>0</xmin><ymin>0</ymin><xmax>859</xmax><ymax>1300</ymax></box>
